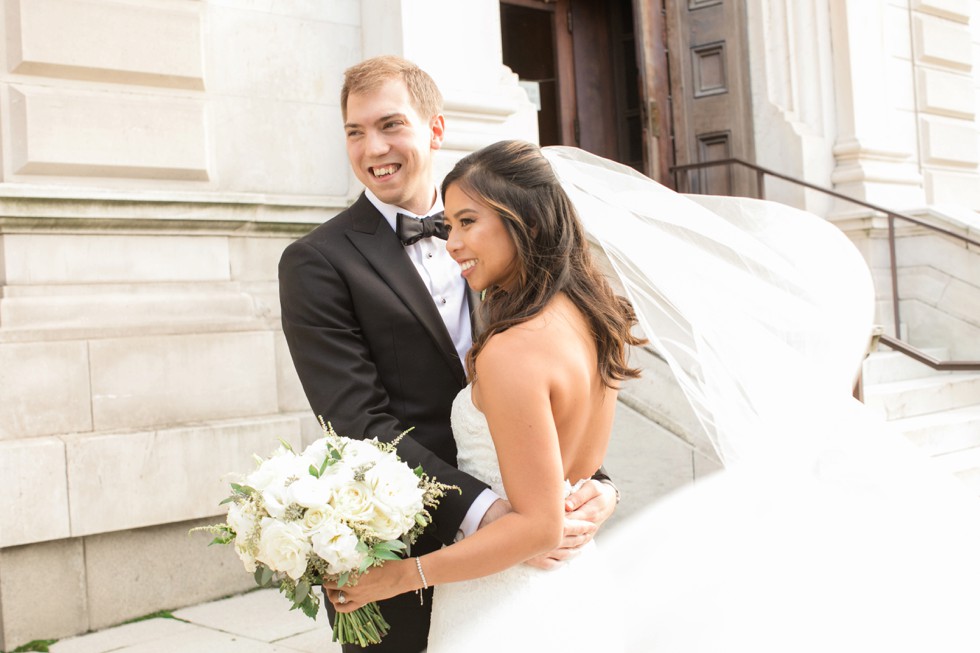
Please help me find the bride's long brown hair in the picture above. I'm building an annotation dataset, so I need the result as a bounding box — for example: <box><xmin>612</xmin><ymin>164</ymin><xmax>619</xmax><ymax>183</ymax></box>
<box><xmin>442</xmin><ymin>140</ymin><xmax>646</xmax><ymax>387</ymax></box>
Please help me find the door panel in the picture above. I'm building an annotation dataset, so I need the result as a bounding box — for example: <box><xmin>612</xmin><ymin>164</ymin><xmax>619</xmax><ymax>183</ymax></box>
<box><xmin>666</xmin><ymin>0</ymin><xmax>755</xmax><ymax>195</ymax></box>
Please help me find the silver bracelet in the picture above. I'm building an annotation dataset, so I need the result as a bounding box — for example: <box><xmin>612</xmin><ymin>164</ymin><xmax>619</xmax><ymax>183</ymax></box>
<box><xmin>415</xmin><ymin>556</ymin><xmax>428</xmax><ymax>606</ymax></box>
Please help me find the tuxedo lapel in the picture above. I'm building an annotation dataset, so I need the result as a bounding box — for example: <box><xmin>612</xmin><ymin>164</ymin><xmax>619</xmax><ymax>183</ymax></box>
<box><xmin>346</xmin><ymin>195</ymin><xmax>466</xmax><ymax>385</ymax></box>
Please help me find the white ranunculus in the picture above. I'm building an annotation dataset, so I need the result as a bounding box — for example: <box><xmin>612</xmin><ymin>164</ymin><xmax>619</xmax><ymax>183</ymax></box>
<box><xmin>330</xmin><ymin>481</ymin><xmax>376</xmax><ymax>526</ymax></box>
<box><xmin>310</xmin><ymin>520</ymin><xmax>366</xmax><ymax>575</ymax></box>
<box><xmin>287</xmin><ymin>474</ymin><xmax>334</xmax><ymax>510</ymax></box>
<box><xmin>342</xmin><ymin>438</ymin><xmax>388</xmax><ymax>468</ymax></box>
<box><xmin>255</xmin><ymin>517</ymin><xmax>311</xmax><ymax>581</ymax></box>
<box><xmin>244</xmin><ymin>446</ymin><xmax>302</xmax><ymax>491</ymax></box>
<box><xmin>261</xmin><ymin>481</ymin><xmax>292</xmax><ymax>520</ymax></box>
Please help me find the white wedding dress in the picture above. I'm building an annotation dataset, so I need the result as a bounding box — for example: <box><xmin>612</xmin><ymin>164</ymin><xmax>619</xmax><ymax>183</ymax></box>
<box><xmin>426</xmin><ymin>384</ymin><xmax>622</xmax><ymax>653</ymax></box>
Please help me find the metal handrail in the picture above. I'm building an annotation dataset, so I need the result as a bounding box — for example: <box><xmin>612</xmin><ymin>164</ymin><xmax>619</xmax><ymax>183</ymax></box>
<box><xmin>670</xmin><ymin>158</ymin><xmax>980</xmax><ymax>372</ymax></box>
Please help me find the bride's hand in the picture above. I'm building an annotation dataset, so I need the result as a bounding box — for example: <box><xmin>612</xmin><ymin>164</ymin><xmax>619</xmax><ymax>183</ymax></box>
<box><xmin>323</xmin><ymin>558</ymin><xmax>417</xmax><ymax>613</ymax></box>
<box><xmin>525</xmin><ymin>479</ymin><xmax>617</xmax><ymax>570</ymax></box>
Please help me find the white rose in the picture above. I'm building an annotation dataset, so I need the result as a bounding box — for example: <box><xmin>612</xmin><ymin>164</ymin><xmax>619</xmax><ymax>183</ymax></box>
<box><xmin>330</xmin><ymin>481</ymin><xmax>376</xmax><ymax>526</ymax></box>
<box><xmin>361</xmin><ymin>457</ymin><xmax>424</xmax><ymax>540</ymax></box>
<box><xmin>310</xmin><ymin>519</ymin><xmax>367</xmax><ymax>575</ymax></box>
<box><xmin>302</xmin><ymin>505</ymin><xmax>334</xmax><ymax>532</ymax></box>
<box><xmin>255</xmin><ymin>517</ymin><xmax>311</xmax><ymax>581</ymax></box>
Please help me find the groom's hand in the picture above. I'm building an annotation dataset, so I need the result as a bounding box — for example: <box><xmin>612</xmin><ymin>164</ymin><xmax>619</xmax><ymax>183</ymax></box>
<box><xmin>525</xmin><ymin>480</ymin><xmax>618</xmax><ymax>570</ymax></box>
<box><xmin>477</xmin><ymin>498</ymin><xmax>512</xmax><ymax>530</ymax></box>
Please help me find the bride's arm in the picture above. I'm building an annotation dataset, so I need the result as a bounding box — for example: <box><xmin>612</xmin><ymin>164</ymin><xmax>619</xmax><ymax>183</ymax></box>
<box><xmin>327</xmin><ymin>334</ymin><xmax>567</xmax><ymax>608</ymax></box>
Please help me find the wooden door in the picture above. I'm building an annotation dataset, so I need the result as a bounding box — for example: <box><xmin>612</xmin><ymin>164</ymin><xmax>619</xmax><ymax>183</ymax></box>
<box><xmin>663</xmin><ymin>0</ymin><xmax>755</xmax><ymax>195</ymax></box>
<box><xmin>500</xmin><ymin>0</ymin><xmax>645</xmax><ymax>171</ymax></box>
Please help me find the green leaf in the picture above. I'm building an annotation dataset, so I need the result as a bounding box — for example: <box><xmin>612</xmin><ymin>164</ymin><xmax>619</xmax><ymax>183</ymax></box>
<box><xmin>373</xmin><ymin>549</ymin><xmax>402</xmax><ymax>561</ymax></box>
<box><xmin>337</xmin><ymin>571</ymin><xmax>350</xmax><ymax>587</ymax></box>
<box><xmin>308</xmin><ymin>464</ymin><xmax>320</xmax><ymax>479</ymax></box>
<box><xmin>277</xmin><ymin>437</ymin><xmax>295</xmax><ymax>453</ymax></box>
<box><xmin>414</xmin><ymin>465</ymin><xmax>424</xmax><ymax>477</ymax></box>
<box><xmin>230</xmin><ymin>483</ymin><xmax>255</xmax><ymax>497</ymax></box>
<box><xmin>294</xmin><ymin>580</ymin><xmax>310</xmax><ymax>606</ymax></box>
<box><xmin>254</xmin><ymin>564</ymin><xmax>274</xmax><ymax>587</ymax></box>
<box><xmin>359</xmin><ymin>557</ymin><xmax>373</xmax><ymax>573</ymax></box>
<box><xmin>300</xmin><ymin>595</ymin><xmax>319</xmax><ymax>619</ymax></box>
<box><xmin>373</xmin><ymin>539</ymin><xmax>406</xmax><ymax>553</ymax></box>
<box><xmin>209</xmin><ymin>532</ymin><xmax>234</xmax><ymax>546</ymax></box>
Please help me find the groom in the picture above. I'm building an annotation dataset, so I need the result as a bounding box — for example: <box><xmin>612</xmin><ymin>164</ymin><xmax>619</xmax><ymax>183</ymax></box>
<box><xmin>279</xmin><ymin>55</ymin><xmax>618</xmax><ymax>652</ymax></box>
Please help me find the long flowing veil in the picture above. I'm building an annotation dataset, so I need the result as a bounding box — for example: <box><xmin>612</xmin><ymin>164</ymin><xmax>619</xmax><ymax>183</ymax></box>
<box><xmin>542</xmin><ymin>147</ymin><xmax>980</xmax><ymax>651</ymax></box>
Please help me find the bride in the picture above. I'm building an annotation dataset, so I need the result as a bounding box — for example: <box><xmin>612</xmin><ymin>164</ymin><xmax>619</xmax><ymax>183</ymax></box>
<box><xmin>325</xmin><ymin>139</ymin><xmax>642</xmax><ymax>651</ymax></box>
<box><xmin>329</xmin><ymin>139</ymin><xmax>980</xmax><ymax>651</ymax></box>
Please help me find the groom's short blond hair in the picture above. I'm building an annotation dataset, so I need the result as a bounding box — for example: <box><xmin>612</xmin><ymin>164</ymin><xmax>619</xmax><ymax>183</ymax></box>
<box><xmin>341</xmin><ymin>55</ymin><xmax>443</xmax><ymax>122</ymax></box>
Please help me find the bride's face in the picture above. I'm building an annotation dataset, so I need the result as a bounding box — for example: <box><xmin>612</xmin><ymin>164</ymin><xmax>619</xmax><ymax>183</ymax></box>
<box><xmin>444</xmin><ymin>184</ymin><xmax>520</xmax><ymax>292</ymax></box>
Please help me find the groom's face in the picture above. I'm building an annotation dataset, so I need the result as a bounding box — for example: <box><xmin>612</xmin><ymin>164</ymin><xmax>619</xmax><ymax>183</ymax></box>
<box><xmin>344</xmin><ymin>78</ymin><xmax>445</xmax><ymax>217</ymax></box>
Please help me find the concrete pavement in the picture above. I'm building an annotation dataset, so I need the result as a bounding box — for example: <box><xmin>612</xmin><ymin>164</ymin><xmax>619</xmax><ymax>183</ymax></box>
<box><xmin>48</xmin><ymin>589</ymin><xmax>341</xmax><ymax>653</ymax></box>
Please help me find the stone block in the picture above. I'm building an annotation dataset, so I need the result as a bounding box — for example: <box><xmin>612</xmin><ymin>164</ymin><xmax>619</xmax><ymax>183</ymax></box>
<box><xmin>65</xmin><ymin>416</ymin><xmax>302</xmax><ymax>536</ymax></box>
<box><xmin>924</xmin><ymin>169</ymin><xmax>980</xmax><ymax>208</ymax></box>
<box><xmin>205</xmin><ymin>0</ymin><xmax>359</xmax><ymax>25</ymax></box>
<box><xmin>920</xmin><ymin>116</ymin><xmax>979</xmax><ymax>166</ymax></box>
<box><xmin>913</xmin><ymin>13</ymin><xmax>972</xmax><ymax>69</ymax></box>
<box><xmin>88</xmin><ymin>331</ymin><xmax>278</xmax><ymax>430</ymax></box>
<box><xmin>211</xmin><ymin>98</ymin><xmax>347</xmax><ymax>196</ymax></box>
<box><xmin>0</xmin><ymin>340</ymin><xmax>92</xmax><ymax>440</ymax></box>
<box><xmin>276</xmin><ymin>331</ymin><xmax>311</xmax><ymax>413</ymax></box>
<box><xmin>1</xmin><ymin>233</ymin><xmax>231</xmax><ymax>285</ymax></box>
<box><xmin>0</xmin><ymin>437</ymin><xmax>70</xmax><ymax>547</ymax></box>
<box><xmin>0</xmin><ymin>285</ymin><xmax>257</xmax><ymax>331</ymax></box>
<box><xmin>83</xmin><ymin>517</ymin><xmax>257</xmax><ymax>631</ymax></box>
<box><xmin>917</xmin><ymin>68</ymin><xmax>975</xmax><ymax>118</ymax></box>
<box><xmin>7</xmin><ymin>85</ymin><xmax>208</xmax><ymax>181</ymax></box>
<box><xmin>0</xmin><ymin>538</ymin><xmax>87</xmax><ymax>651</ymax></box>
<box><xmin>229</xmin><ymin>236</ymin><xmax>293</xmax><ymax>283</ymax></box>
<box><xmin>206</xmin><ymin>5</ymin><xmax>356</xmax><ymax>104</ymax></box>
<box><xmin>912</xmin><ymin>0</ymin><xmax>972</xmax><ymax>22</ymax></box>
<box><xmin>7</xmin><ymin>0</ymin><xmax>203</xmax><ymax>89</ymax></box>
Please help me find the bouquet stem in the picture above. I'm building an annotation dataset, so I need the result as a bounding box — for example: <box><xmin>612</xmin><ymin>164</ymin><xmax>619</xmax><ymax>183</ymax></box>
<box><xmin>332</xmin><ymin>602</ymin><xmax>390</xmax><ymax>647</ymax></box>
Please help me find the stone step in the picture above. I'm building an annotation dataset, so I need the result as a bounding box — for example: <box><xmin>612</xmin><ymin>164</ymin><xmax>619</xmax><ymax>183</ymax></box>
<box><xmin>863</xmin><ymin>372</ymin><xmax>980</xmax><ymax>420</ymax></box>
<box><xmin>895</xmin><ymin>405</ymin><xmax>980</xmax><ymax>456</ymax></box>
<box><xmin>931</xmin><ymin>446</ymin><xmax>980</xmax><ymax>496</ymax></box>
<box><xmin>861</xmin><ymin>348</ymin><xmax>950</xmax><ymax>384</ymax></box>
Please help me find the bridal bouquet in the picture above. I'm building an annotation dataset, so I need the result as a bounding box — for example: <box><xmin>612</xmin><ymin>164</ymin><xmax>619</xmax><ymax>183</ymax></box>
<box><xmin>197</xmin><ymin>419</ymin><xmax>456</xmax><ymax>647</ymax></box>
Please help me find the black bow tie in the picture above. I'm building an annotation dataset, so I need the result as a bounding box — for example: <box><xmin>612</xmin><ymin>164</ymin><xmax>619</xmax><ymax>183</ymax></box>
<box><xmin>396</xmin><ymin>212</ymin><xmax>448</xmax><ymax>246</ymax></box>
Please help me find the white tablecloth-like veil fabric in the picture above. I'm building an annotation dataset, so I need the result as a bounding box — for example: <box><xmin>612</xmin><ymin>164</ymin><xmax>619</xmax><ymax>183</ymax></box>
<box><xmin>541</xmin><ymin>146</ymin><xmax>980</xmax><ymax>652</ymax></box>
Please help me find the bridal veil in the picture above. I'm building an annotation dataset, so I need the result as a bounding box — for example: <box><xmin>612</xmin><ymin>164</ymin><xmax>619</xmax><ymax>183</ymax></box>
<box><xmin>542</xmin><ymin>146</ymin><xmax>980</xmax><ymax>652</ymax></box>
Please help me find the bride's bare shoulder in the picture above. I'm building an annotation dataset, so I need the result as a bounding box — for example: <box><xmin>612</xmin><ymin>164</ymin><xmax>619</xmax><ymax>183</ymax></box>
<box><xmin>477</xmin><ymin>296</ymin><xmax>586</xmax><ymax>376</ymax></box>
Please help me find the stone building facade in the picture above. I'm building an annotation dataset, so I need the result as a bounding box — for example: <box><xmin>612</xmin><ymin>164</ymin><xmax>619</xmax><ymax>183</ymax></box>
<box><xmin>0</xmin><ymin>0</ymin><xmax>977</xmax><ymax>647</ymax></box>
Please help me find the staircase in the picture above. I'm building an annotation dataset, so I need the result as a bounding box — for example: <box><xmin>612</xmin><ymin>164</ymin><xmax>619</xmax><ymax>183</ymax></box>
<box><xmin>862</xmin><ymin>349</ymin><xmax>980</xmax><ymax>494</ymax></box>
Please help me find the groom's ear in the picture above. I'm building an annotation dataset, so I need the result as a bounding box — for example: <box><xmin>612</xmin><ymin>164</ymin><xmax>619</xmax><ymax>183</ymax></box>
<box><xmin>429</xmin><ymin>114</ymin><xmax>445</xmax><ymax>151</ymax></box>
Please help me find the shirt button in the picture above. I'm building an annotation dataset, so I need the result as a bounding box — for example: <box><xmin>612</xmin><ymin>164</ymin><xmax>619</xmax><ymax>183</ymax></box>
<box><xmin>441</xmin><ymin>297</ymin><xmax>447</xmax><ymax>304</ymax></box>
<box><xmin>427</xmin><ymin>252</ymin><xmax>433</xmax><ymax>258</ymax></box>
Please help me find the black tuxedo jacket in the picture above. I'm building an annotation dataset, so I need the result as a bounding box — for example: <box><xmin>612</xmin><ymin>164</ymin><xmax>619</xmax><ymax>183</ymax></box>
<box><xmin>279</xmin><ymin>193</ymin><xmax>488</xmax><ymax>549</ymax></box>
